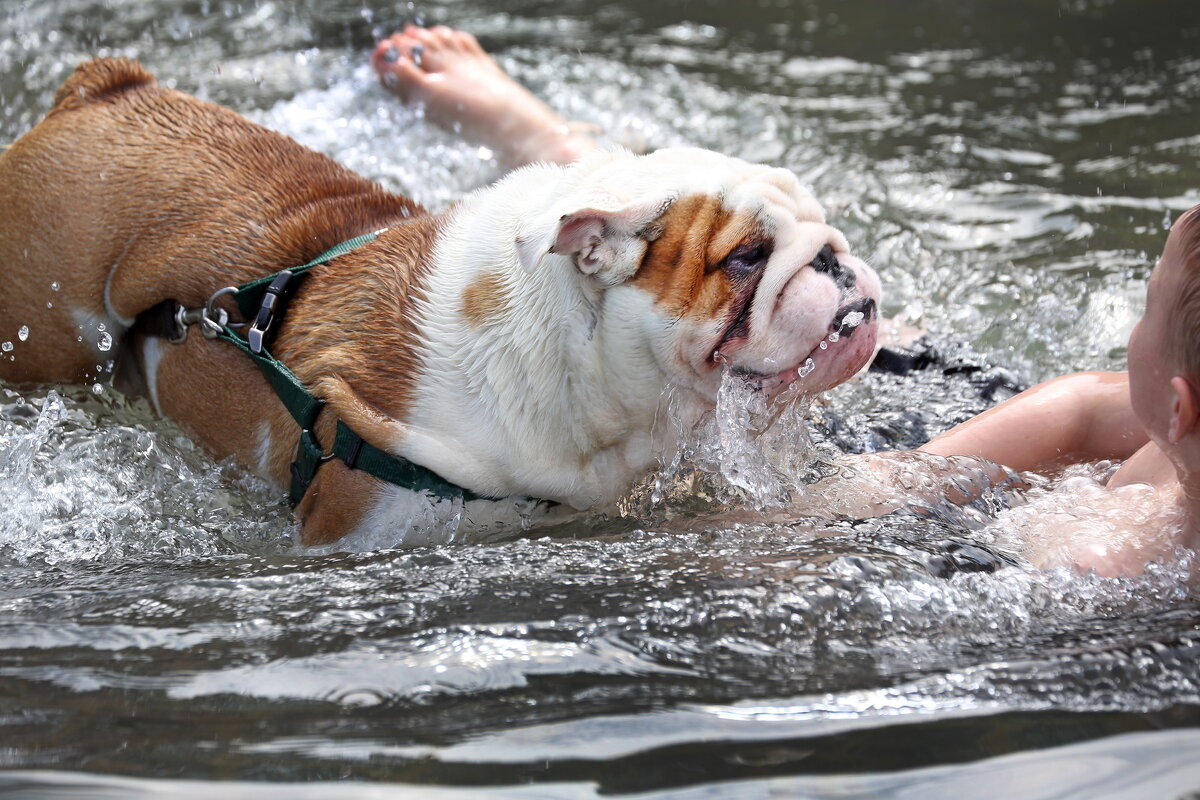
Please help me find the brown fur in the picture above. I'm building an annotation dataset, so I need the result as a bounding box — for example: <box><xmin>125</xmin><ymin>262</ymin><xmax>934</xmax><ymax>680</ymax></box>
<box><xmin>0</xmin><ymin>58</ymin><xmax>438</xmax><ymax>544</ymax></box>
<box><xmin>631</xmin><ymin>193</ymin><xmax>759</xmax><ymax>319</ymax></box>
<box><xmin>50</xmin><ymin>59</ymin><xmax>157</xmax><ymax>113</ymax></box>
<box><xmin>459</xmin><ymin>271</ymin><xmax>510</xmax><ymax>328</ymax></box>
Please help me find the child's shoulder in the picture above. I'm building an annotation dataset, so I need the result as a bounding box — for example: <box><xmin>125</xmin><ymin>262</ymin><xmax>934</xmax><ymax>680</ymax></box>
<box><xmin>1107</xmin><ymin>439</ymin><xmax>1178</xmax><ymax>490</ymax></box>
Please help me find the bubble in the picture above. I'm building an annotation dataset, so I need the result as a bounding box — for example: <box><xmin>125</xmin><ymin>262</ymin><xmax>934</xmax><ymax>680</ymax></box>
<box><xmin>97</xmin><ymin>332</ymin><xmax>113</xmax><ymax>352</ymax></box>
<box><xmin>17</xmin><ymin>326</ymin><xmax>29</xmax><ymax>342</ymax></box>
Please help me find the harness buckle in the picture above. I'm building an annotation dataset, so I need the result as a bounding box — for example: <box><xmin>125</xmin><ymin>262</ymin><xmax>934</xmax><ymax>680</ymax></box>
<box><xmin>248</xmin><ymin>271</ymin><xmax>295</xmax><ymax>354</ymax></box>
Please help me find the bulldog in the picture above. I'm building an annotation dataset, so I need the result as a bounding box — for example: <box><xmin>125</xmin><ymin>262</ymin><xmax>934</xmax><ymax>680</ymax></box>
<box><xmin>0</xmin><ymin>59</ymin><xmax>881</xmax><ymax>546</ymax></box>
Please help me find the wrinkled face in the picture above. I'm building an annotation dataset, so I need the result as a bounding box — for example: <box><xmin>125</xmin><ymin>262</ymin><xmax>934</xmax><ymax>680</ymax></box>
<box><xmin>612</xmin><ymin>151</ymin><xmax>882</xmax><ymax>401</ymax></box>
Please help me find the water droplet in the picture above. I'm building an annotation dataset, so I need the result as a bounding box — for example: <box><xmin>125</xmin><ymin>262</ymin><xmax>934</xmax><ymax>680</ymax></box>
<box><xmin>50</xmin><ymin>281</ymin><xmax>60</xmax><ymax>291</ymax></box>
<box><xmin>798</xmin><ymin>357</ymin><xmax>816</xmax><ymax>377</ymax></box>
<box><xmin>97</xmin><ymin>322</ymin><xmax>106</xmax><ymax>332</ymax></box>
<box><xmin>819</xmin><ymin>341</ymin><xmax>828</xmax><ymax>350</ymax></box>
<box><xmin>841</xmin><ymin>311</ymin><xmax>865</xmax><ymax>329</ymax></box>
<box><xmin>46</xmin><ymin>301</ymin><xmax>53</xmax><ymax>309</ymax></box>
<box><xmin>17</xmin><ymin>326</ymin><xmax>28</xmax><ymax>342</ymax></box>
<box><xmin>828</xmin><ymin>331</ymin><xmax>840</xmax><ymax>342</ymax></box>
<box><xmin>91</xmin><ymin>383</ymin><xmax>104</xmax><ymax>395</ymax></box>
<box><xmin>0</xmin><ymin>342</ymin><xmax>11</xmax><ymax>352</ymax></box>
<box><xmin>1164</xmin><ymin>209</ymin><xmax>1173</xmax><ymax>230</ymax></box>
<box><xmin>97</xmin><ymin>332</ymin><xmax>113</xmax><ymax>351</ymax></box>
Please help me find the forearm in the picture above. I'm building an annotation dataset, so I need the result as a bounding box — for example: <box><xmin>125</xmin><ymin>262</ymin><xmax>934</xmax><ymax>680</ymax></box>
<box><xmin>919</xmin><ymin>371</ymin><xmax>1146</xmax><ymax>473</ymax></box>
<box><xmin>784</xmin><ymin>451</ymin><xmax>1028</xmax><ymax>521</ymax></box>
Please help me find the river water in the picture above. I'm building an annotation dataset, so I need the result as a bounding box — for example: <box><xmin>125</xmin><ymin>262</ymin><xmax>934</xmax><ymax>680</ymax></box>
<box><xmin>1</xmin><ymin>0</ymin><xmax>1199</xmax><ymax>796</ymax></box>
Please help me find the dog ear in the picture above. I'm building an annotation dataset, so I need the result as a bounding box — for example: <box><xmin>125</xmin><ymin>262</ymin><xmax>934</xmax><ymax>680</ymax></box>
<box><xmin>516</xmin><ymin>196</ymin><xmax>673</xmax><ymax>285</ymax></box>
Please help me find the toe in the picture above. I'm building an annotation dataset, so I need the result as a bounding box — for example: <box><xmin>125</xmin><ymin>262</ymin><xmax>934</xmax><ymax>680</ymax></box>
<box><xmin>430</xmin><ymin>25</ymin><xmax>458</xmax><ymax>48</ymax></box>
<box><xmin>455</xmin><ymin>30</ymin><xmax>484</xmax><ymax>55</ymax></box>
<box><xmin>372</xmin><ymin>38</ymin><xmax>402</xmax><ymax>68</ymax></box>
<box><xmin>405</xmin><ymin>25</ymin><xmax>439</xmax><ymax>46</ymax></box>
<box><xmin>377</xmin><ymin>57</ymin><xmax>428</xmax><ymax>102</ymax></box>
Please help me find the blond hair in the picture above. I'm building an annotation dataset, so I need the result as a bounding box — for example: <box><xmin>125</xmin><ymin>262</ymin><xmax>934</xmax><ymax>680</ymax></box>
<box><xmin>1168</xmin><ymin>204</ymin><xmax>1200</xmax><ymax>379</ymax></box>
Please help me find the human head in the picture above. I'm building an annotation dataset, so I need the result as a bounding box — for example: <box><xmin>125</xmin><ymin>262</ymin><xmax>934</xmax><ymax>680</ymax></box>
<box><xmin>1127</xmin><ymin>204</ymin><xmax>1200</xmax><ymax>451</ymax></box>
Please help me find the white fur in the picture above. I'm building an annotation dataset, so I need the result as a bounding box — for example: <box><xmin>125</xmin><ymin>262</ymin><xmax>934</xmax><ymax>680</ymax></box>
<box><xmin>141</xmin><ymin>336</ymin><xmax>164</xmax><ymax>415</ymax></box>
<box><xmin>255</xmin><ymin>423</ymin><xmax>273</xmax><ymax>477</ymax></box>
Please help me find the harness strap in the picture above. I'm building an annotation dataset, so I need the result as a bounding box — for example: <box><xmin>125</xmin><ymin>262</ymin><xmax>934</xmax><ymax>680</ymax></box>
<box><xmin>174</xmin><ymin>229</ymin><xmax>488</xmax><ymax>507</ymax></box>
<box><xmin>231</xmin><ymin>229</ymin><xmax>386</xmax><ymax>321</ymax></box>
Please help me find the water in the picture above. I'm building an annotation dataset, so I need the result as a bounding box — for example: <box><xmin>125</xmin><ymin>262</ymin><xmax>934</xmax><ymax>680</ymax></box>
<box><xmin>2</xmin><ymin>0</ymin><xmax>1200</xmax><ymax>795</ymax></box>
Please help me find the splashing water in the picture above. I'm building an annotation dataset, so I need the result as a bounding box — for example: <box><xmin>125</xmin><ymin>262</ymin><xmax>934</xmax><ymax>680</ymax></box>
<box><xmin>644</xmin><ymin>370</ymin><xmax>820</xmax><ymax>512</ymax></box>
<box><xmin>0</xmin><ymin>387</ymin><xmax>293</xmax><ymax>567</ymax></box>
<box><xmin>840</xmin><ymin>310</ymin><xmax>866</xmax><ymax>329</ymax></box>
<box><xmin>987</xmin><ymin>464</ymin><xmax>1193</xmax><ymax>579</ymax></box>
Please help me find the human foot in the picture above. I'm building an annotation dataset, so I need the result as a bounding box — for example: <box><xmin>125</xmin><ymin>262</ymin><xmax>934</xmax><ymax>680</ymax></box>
<box><xmin>372</xmin><ymin>25</ymin><xmax>597</xmax><ymax>168</ymax></box>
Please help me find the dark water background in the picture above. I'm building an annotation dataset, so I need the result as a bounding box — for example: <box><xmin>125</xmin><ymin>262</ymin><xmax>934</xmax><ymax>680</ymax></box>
<box><xmin>1</xmin><ymin>0</ymin><xmax>1200</xmax><ymax>796</ymax></box>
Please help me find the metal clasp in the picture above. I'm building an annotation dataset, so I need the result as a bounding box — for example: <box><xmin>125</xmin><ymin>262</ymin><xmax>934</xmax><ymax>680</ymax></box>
<box><xmin>167</xmin><ymin>286</ymin><xmax>239</xmax><ymax>344</ymax></box>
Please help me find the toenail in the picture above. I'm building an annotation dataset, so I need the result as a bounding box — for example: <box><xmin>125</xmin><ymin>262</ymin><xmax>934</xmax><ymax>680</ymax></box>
<box><xmin>383</xmin><ymin>72</ymin><xmax>399</xmax><ymax>87</ymax></box>
<box><xmin>383</xmin><ymin>45</ymin><xmax>399</xmax><ymax>63</ymax></box>
<box><xmin>411</xmin><ymin>43</ymin><xmax>424</xmax><ymax>66</ymax></box>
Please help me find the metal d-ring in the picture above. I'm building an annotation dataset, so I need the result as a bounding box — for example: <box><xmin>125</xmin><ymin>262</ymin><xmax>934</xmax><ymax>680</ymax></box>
<box><xmin>306</xmin><ymin>404</ymin><xmax>336</xmax><ymax>463</ymax></box>
<box><xmin>200</xmin><ymin>286</ymin><xmax>238</xmax><ymax>338</ymax></box>
<box><xmin>307</xmin><ymin>430</ymin><xmax>337</xmax><ymax>463</ymax></box>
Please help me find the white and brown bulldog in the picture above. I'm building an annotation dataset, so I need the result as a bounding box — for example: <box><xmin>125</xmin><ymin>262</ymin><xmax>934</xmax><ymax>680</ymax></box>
<box><xmin>0</xmin><ymin>59</ymin><xmax>881</xmax><ymax>546</ymax></box>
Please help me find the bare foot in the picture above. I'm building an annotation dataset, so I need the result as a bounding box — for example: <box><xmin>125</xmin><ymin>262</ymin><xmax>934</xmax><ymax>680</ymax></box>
<box><xmin>372</xmin><ymin>25</ymin><xmax>598</xmax><ymax>168</ymax></box>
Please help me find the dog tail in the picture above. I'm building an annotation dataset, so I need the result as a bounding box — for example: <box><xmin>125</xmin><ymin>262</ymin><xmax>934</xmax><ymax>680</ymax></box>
<box><xmin>51</xmin><ymin>58</ymin><xmax>157</xmax><ymax>114</ymax></box>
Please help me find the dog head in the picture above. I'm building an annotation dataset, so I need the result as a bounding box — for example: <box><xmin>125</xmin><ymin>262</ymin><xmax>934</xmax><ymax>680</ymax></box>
<box><xmin>515</xmin><ymin>147</ymin><xmax>881</xmax><ymax>403</ymax></box>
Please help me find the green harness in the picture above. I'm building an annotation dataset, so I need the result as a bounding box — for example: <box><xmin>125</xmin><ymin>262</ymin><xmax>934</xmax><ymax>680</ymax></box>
<box><xmin>159</xmin><ymin>230</ymin><xmax>486</xmax><ymax>508</ymax></box>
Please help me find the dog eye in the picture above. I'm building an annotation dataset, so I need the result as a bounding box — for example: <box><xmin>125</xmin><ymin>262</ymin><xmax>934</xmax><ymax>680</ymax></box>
<box><xmin>723</xmin><ymin>243</ymin><xmax>770</xmax><ymax>277</ymax></box>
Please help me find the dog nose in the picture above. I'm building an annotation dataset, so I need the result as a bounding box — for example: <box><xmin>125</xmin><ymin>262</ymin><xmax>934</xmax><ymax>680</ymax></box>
<box><xmin>811</xmin><ymin>244</ymin><xmax>856</xmax><ymax>289</ymax></box>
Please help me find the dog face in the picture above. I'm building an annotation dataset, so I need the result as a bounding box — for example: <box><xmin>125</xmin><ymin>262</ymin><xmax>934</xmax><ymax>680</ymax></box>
<box><xmin>517</xmin><ymin>147</ymin><xmax>881</xmax><ymax>403</ymax></box>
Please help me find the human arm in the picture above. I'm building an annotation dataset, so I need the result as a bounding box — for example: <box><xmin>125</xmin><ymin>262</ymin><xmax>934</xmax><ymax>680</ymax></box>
<box><xmin>782</xmin><ymin>372</ymin><xmax>1142</xmax><ymax>522</ymax></box>
<box><xmin>918</xmin><ymin>371</ymin><xmax>1147</xmax><ymax>473</ymax></box>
